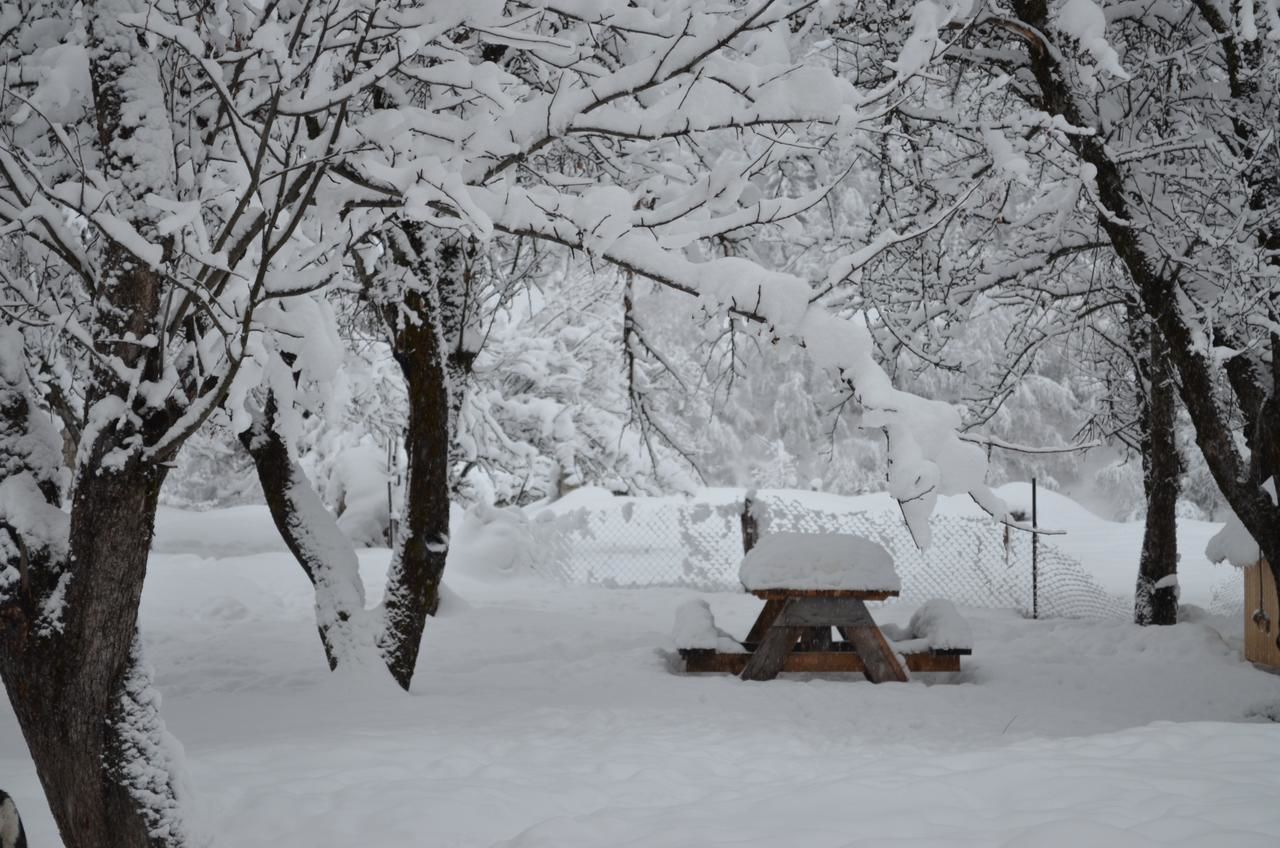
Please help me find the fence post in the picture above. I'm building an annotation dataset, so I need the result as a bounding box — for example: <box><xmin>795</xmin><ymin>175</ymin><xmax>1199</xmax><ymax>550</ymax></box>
<box><xmin>1032</xmin><ymin>477</ymin><xmax>1039</xmax><ymax>620</ymax></box>
<box><xmin>741</xmin><ymin>490</ymin><xmax>759</xmax><ymax>555</ymax></box>
<box><xmin>386</xmin><ymin>434</ymin><xmax>399</xmax><ymax>546</ymax></box>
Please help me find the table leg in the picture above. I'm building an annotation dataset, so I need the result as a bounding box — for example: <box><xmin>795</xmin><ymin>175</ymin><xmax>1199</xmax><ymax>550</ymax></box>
<box><xmin>741</xmin><ymin>601</ymin><xmax>803</xmax><ymax>681</ymax></box>
<box><xmin>744</xmin><ymin>598</ymin><xmax>785</xmax><ymax>644</ymax></box>
<box><xmin>836</xmin><ymin>600</ymin><xmax>908</xmax><ymax>683</ymax></box>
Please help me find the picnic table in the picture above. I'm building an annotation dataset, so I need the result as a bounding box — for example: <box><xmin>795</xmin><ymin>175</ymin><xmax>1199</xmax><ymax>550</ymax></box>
<box><xmin>675</xmin><ymin>532</ymin><xmax>973</xmax><ymax>682</ymax></box>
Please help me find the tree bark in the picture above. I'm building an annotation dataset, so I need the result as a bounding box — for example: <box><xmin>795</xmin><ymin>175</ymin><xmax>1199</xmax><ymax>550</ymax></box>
<box><xmin>1</xmin><ymin>408</ymin><xmax>189</xmax><ymax>847</ymax></box>
<box><xmin>356</xmin><ymin>222</ymin><xmax>472</xmax><ymax>690</ymax></box>
<box><xmin>1133</xmin><ymin>327</ymin><xmax>1181</xmax><ymax>626</ymax></box>
<box><xmin>239</xmin><ymin>392</ymin><xmax>369</xmax><ymax>670</ymax></box>
<box><xmin>379</xmin><ymin>284</ymin><xmax>453</xmax><ymax>689</ymax></box>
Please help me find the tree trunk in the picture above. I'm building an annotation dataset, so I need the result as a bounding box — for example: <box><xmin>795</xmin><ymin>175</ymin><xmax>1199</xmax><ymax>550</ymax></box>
<box><xmin>378</xmin><ymin>284</ymin><xmax>453</xmax><ymax>690</ymax></box>
<box><xmin>359</xmin><ymin>222</ymin><xmax>472</xmax><ymax>690</ymax></box>
<box><xmin>1134</xmin><ymin>328</ymin><xmax>1182</xmax><ymax>625</ymax></box>
<box><xmin>2</xmin><ymin>460</ymin><xmax>190</xmax><ymax>848</ymax></box>
<box><xmin>240</xmin><ymin>393</ymin><xmax>370</xmax><ymax>669</ymax></box>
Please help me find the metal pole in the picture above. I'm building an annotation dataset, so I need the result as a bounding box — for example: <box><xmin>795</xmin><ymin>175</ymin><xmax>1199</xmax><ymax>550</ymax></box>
<box><xmin>1031</xmin><ymin>477</ymin><xmax>1039</xmax><ymax>620</ymax></box>
<box><xmin>386</xmin><ymin>436</ymin><xmax>397</xmax><ymax>545</ymax></box>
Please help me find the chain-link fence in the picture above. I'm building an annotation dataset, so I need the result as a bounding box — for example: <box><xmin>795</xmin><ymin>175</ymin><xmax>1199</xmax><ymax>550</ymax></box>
<box><xmin>526</xmin><ymin>490</ymin><xmax>1219</xmax><ymax>620</ymax></box>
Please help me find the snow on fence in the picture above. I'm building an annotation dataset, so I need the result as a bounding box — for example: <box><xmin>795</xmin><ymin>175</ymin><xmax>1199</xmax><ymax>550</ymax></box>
<box><xmin>528</xmin><ymin>490</ymin><xmax>1133</xmax><ymax>619</ymax></box>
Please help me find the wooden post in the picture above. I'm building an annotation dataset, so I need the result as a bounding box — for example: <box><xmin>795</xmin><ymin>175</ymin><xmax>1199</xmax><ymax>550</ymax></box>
<box><xmin>1245</xmin><ymin>561</ymin><xmax>1280</xmax><ymax>668</ymax></box>
<box><xmin>741</xmin><ymin>491</ymin><xmax>759</xmax><ymax>554</ymax></box>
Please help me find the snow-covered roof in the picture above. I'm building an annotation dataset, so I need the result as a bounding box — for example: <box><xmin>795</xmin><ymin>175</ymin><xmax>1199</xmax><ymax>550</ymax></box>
<box><xmin>738</xmin><ymin>532</ymin><xmax>900</xmax><ymax>592</ymax></box>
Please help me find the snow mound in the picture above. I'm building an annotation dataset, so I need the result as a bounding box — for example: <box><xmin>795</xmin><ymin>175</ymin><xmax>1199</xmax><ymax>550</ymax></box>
<box><xmin>671</xmin><ymin>599</ymin><xmax>745</xmax><ymax>653</ymax></box>
<box><xmin>906</xmin><ymin>599</ymin><xmax>973</xmax><ymax>650</ymax></box>
<box><xmin>739</xmin><ymin>532</ymin><xmax>900</xmax><ymax>592</ymax></box>
<box><xmin>450</xmin><ymin>503</ymin><xmax>533</xmax><ymax>580</ymax></box>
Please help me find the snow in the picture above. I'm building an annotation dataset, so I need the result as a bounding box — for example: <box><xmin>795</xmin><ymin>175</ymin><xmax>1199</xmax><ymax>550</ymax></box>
<box><xmin>1207</xmin><ymin>511</ymin><xmax>1262</xmax><ymax>569</ymax></box>
<box><xmin>739</xmin><ymin>532</ymin><xmax>901</xmax><ymax>593</ymax></box>
<box><xmin>1053</xmin><ymin>0</ymin><xmax>1131</xmax><ymax>81</ymax></box>
<box><xmin>106</xmin><ymin>643</ymin><xmax>194</xmax><ymax>848</ymax></box>
<box><xmin>0</xmin><ymin>472</ymin><xmax>69</xmax><ymax>557</ymax></box>
<box><xmin>1205</xmin><ymin>481</ymin><xmax>1271</xmax><ymax>569</ymax></box>
<box><xmin>982</xmin><ymin>125</ymin><xmax>1032</xmax><ymax>182</ymax></box>
<box><xmin>671</xmin><ymin>599</ymin><xmax>746</xmax><ymax>653</ymax></box>
<box><xmin>911</xmin><ymin>599</ymin><xmax>970</xmax><ymax>649</ymax></box>
<box><xmin>0</xmin><ymin>794</ymin><xmax>22</xmax><ymax>848</ymax></box>
<box><xmin>3</xmin><ymin>505</ymin><xmax>1280</xmax><ymax>847</ymax></box>
<box><xmin>884</xmin><ymin>598</ymin><xmax>974</xmax><ymax>651</ymax></box>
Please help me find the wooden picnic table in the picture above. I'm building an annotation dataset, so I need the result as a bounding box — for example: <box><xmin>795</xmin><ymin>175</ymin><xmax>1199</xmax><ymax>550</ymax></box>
<box><xmin>681</xmin><ymin>587</ymin><xmax>971</xmax><ymax>682</ymax></box>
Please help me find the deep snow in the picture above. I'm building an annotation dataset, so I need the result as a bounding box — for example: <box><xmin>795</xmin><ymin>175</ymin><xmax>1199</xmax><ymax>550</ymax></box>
<box><xmin>2</xmin><ymin>503</ymin><xmax>1279</xmax><ymax>847</ymax></box>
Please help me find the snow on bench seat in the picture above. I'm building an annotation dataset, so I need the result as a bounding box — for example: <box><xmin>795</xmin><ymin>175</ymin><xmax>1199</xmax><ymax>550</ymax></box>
<box><xmin>882</xmin><ymin>599</ymin><xmax>974</xmax><ymax>653</ymax></box>
<box><xmin>672</xmin><ymin>600</ymin><xmax>746</xmax><ymax>653</ymax></box>
<box><xmin>738</xmin><ymin>532</ymin><xmax>900</xmax><ymax>593</ymax></box>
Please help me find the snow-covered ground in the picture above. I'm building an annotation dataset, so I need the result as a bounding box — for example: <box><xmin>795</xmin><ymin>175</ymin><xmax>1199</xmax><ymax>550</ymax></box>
<box><xmin>3</xmin><ymin>504</ymin><xmax>1279</xmax><ymax>846</ymax></box>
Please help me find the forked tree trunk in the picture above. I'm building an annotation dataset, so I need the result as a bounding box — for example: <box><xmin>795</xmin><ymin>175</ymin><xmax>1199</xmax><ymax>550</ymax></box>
<box><xmin>359</xmin><ymin>223</ymin><xmax>474</xmax><ymax>690</ymax></box>
<box><xmin>1134</xmin><ymin>329</ymin><xmax>1182</xmax><ymax>625</ymax></box>
<box><xmin>246</xmin><ymin>229</ymin><xmax>469</xmax><ymax>686</ymax></box>
<box><xmin>240</xmin><ymin>392</ymin><xmax>370</xmax><ymax>669</ymax></box>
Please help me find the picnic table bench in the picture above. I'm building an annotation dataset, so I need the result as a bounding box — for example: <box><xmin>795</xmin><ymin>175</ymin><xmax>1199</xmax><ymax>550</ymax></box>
<box><xmin>674</xmin><ymin>532</ymin><xmax>973</xmax><ymax>682</ymax></box>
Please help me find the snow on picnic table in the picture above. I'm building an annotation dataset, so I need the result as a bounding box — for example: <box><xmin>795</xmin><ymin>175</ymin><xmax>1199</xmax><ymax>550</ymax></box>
<box><xmin>738</xmin><ymin>531</ymin><xmax>900</xmax><ymax>592</ymax></box>
<box><xmin>671</xmin><ymin>598</ymin><xmax>746</xmax><ymax>652</ymax></box>
<box><xmin>2</xmin><ymin>505</ymin><xmax>1279</xmax><ymax>847</ymax></box>
<box><xmin>883</xmin><ymin>598</ymin><xmax>975</xmax><ymax>652</ymax></box>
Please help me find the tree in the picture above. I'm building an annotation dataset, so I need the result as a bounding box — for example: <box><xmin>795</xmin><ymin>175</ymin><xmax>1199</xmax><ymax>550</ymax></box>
<box><xmin>0</xmin><ymin>0</ymin><xmax>448</xmax><ymax>842</ymax></box>
<box><xmin>933</xmin><ymin>0</ymin><xmax>1280</xmax><ymax>613</ymax></box>
<box><xmin>1130</xmin><ymin>319</ymin><xmax>1182</xmax><ymax>624</ymax></box>
<box><xmin>803</xmin><ymin>0</ymin><xmax>1275</xmax><ymax>620</ymax></box>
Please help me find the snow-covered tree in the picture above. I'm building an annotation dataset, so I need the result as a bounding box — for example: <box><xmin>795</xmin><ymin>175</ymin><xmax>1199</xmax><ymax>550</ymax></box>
<box><xmin>781</xmin><ymin>0</ymin><xmax>1278</xmax><ymax>623</ymax></box>
<box><xmin>0</xmin><ymin>0</ymin><xmax>463</xmax><ymax>842</ymax></box>
<box><xmin>882</xmin><ymin>0</ymin><xmax>1280</xmax><ymax>615</ymax></box>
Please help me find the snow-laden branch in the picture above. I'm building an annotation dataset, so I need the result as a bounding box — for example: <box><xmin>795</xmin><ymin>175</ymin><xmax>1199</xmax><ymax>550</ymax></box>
<box><xmin>479</xmin><ymin>192</ymin><xmax>1010</xmax><ymax>544</ymax></box>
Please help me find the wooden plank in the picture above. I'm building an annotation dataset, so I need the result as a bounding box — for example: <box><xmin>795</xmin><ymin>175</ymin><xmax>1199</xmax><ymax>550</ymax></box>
<box><xmin>750</xmin><ymin>589</ymin><xmax>898</xmax><ymax>601</ymax></box>
<box><xmin>1244</xmin><ymin>562</ymin><xmax>1280</xmax><ymax>670</ymax></box>
<box><xmin>740</xmin><ymin>603</ymin><xmax>804</xmax><ymax>681</ymax></box>
<box><xmin>835</xmin><ymin>600</ymin><xmax>909</xmax><ymax>683</ymax></box>
<box><xmin>744</xmin><ymin>599</ymin><xmax>786</xmax><ymax>644</ymax></box>
<box><xmin>904</xmin><ymin>653</ymin><xmax>962</xmax><ymax>673</ymax></box>
<box><xmin>682</xmin><ymin>651</ymin><xmax>962</xmax><ymax>675</ymax></box>
<box><xmin>741</xmin><ymin>640</ymin><xmax>970</xmax><ymax>657</ymax></box>
<box><xmin>777</xmin><ymin>597</ymin><xmax>884</xmax><ymax>628</ymax></box>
